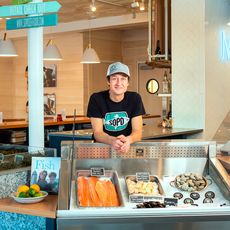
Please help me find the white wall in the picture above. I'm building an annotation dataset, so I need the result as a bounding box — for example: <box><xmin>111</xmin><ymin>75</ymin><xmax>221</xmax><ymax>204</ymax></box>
<box><xmin>172</xmin><ymin>0</ymin><xmax>230</xmax><ymax>140</ymax></box>
<box><xmin>205</xmin><ymin>0</ymin><xmax>230</xmax><ymax>140</ymax></box>
<box><xmin>172</xmin><ymin>0</ymin><xmax>205</xmax><ymax>130</ymax></box>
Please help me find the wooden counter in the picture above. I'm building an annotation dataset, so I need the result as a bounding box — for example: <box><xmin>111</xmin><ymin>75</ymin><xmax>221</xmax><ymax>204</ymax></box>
<box><xmin>0</xmin><ymin>115</ymin><xmax>160</xmax><ymax>130</ymax></box>
<box><xmin>0</xmin><ymin>195</ymin><xmax>57</xmax><ymax>218</ymax></box>
<box><xmin>217</xmin><ymin>156</ymin><xmax>230</xmax><ymax>171</ymax></box>
<box><xmin>0</xmin><ymin>117</ymin><xmax>90</xmax><ymax>130</ymax></box>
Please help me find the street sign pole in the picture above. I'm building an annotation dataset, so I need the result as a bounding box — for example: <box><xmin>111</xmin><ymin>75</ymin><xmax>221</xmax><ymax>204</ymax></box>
<box><xmin>0</xmin><ymin>0</ymin><xmax>61</xmax><ymax>149</ymax></box>
<box><xmin>28</xmin><ymin>0</ymin><xmax>44</xmax><ymax>149</ymax></box>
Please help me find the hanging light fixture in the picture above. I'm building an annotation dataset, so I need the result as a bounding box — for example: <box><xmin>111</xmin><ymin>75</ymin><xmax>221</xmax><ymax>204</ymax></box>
<box><xmin>43</xmin><ymin>39</ymin><xmax>63</xmax><ymax>61</ymax></box>
<box><xmin>0</xmin><ymin>33</ymin><xmax>18</xmax><ymax>57</ymax></box>
<box><xmin>90</xmin><ymin>0</ymin><xmax>97</xmax><ymax>12</ymax></box>
<box><xmin>81</xmin><ymin>28</ymin><xmax>100</xmax><ymax>64</ymax></box>
<box><xmin>139</xmin><ymin>0</ymin><xmax>145</xmax><ymax>11</ymax></box>
<box><xmin>131</xmin><ymin>0</ymin><xmax>139</xmax><ymax>8</ymax></box>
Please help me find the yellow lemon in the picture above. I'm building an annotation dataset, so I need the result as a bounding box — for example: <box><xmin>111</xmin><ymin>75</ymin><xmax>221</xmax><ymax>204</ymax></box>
<box><xmin>17</xmin><ymin>185</ymin><xmax>29</xmax><ymax>193</ymax></box>
<box><xmin>30</xmin><ymin>184</ymin><xmax>40</xmax><ymax>193</ymax></box>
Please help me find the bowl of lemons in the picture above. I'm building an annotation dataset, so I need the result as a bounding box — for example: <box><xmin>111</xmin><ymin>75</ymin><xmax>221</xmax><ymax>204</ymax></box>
<box><xmin>12</xmin><ymin>184</ymin><xmax>48</xmax><ymax>204</ymax></box>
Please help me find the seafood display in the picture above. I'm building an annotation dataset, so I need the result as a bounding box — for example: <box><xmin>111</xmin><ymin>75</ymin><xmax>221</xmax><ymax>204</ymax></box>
<box><xmin>171</xmin><ymin>173</ymin><xmax>208</xmax><ymax>192</ymax></box>
<box><xmin>125</xmin><ymin>175</ymin><xmax>164</xmax><ymax>196</ymax></box>
<box><xmin>136</xmin><ymin>201</ymin><xmax>166</xmax><ymax>208</ymax></box>
<box><xmin>76</xmin><ymin>171</ymin><xmax>121</xmax><ymax>207</ymax></box>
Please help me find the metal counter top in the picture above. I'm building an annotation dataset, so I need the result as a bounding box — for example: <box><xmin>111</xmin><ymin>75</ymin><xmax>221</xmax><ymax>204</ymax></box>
<box><xmin>49</xmin><ymin>126</ymin><xmax>203</xmax><ymax>140</ymax></box>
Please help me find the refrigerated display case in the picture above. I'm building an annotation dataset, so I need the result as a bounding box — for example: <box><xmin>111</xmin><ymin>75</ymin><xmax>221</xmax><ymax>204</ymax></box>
<box><xmin>57</xmin><ymin>141</ymin><xmax>230</xmax><ymax>230</ymax></box>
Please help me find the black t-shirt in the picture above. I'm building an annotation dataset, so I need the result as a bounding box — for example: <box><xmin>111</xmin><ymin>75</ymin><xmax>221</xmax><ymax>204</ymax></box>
<box><xmin>87</xmin><ymin>90</ymin><xmax>146</xmax><ymax>137</ymax></box>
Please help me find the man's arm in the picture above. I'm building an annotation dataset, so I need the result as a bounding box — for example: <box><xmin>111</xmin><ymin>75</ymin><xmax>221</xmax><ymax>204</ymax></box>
<box><xmin>90</xmin><ymin>117</ymin><xmax>124</xmax><ymax>151</ymax></box>
<box><xmin>129</xmin><ymin>115</ymin><xmax>143</xmax><ymax>143</ymax></box>
<box><xmin>117</xmin><ymin>115</ymin><xmax>143</xmax><ymax>153</ymax></box>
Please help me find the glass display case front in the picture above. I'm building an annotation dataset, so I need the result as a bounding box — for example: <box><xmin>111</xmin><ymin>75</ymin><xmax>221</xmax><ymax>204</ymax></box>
<box><xmin>57</xmin><ymin>141</ymin><xmax>230</xmax><ymax>230</ymax></box>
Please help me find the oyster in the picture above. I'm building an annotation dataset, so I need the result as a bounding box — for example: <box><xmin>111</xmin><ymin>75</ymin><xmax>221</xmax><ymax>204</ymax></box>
<box><xmin>174</xmin><ymin>173</ymin><xmax>207</xmax><ymax>192</ymax></box>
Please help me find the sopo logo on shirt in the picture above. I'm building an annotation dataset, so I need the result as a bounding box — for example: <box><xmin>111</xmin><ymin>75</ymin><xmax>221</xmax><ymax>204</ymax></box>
<box><xmin>104</xmin><ymin>112</ymin><xmax>130</xmax><ymax>131</ymax></box>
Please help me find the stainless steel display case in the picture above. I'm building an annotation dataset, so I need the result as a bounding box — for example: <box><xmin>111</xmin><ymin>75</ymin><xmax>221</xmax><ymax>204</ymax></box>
<box><xmin>57</xmin><ymin>141</ymin><xmax>230</xmax><ymax>230</ymax></box>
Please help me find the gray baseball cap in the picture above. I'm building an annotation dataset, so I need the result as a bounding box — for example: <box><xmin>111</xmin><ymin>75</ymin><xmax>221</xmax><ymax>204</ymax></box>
<box><xmin>106</xmin><ymin>62</ymin><xmax>130</xmax><ymax>77</ymax></box>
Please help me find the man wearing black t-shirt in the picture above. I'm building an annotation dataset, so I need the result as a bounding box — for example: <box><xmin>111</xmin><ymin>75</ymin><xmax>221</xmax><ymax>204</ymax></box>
<box><xmin>87</xmin><ymin>62</ymin><xmax>145</xmax><ymax>154</ymax></box>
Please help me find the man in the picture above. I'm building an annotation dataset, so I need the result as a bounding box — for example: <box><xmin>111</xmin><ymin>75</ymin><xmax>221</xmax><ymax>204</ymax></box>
<box><xmin>87</xmin><ymin>62</ymin><xmax>145</xmax><ymax>154</ymax></box>
<box><xmin>47</xmin><ymin>172</ymin><xmax>59</xmax><ymax>194</ymax></box>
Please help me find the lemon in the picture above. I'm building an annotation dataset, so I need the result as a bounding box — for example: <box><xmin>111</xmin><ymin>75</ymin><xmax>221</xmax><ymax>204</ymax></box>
<box><xmin>30</xmin><ymin>184</ymin><xmax>40</xmax><ymax>193</ymax></box>
<box><xmin>34</xmin><ymin>192</ymin><xmax>43</xmax><ymax>197</ymax></box>
<box><xmin>17</xmin><ymin>185</ymin><xmax>29</xmax><ymax>194</ymax></box>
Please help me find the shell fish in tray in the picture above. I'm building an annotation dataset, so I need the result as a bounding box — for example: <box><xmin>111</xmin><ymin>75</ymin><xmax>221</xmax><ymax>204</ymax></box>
<box><xmin>170</xmin><ymin>173</ymin><xmax>211</xmax><ymax>192</ymax></box>
<box><xmin>125</xmin><ymin>175</ymin><xmax>165</xmax><ymax>196</ymax></box>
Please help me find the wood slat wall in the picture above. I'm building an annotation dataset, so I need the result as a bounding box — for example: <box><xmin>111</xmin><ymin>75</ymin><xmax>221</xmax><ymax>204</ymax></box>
<box><xmin>0</xmin><ymin>59</ymin><xmax>14</xmax><ymax>118</ymax></box>
<box><xmin>0</xmin><ymin>31</ymin><xmax>84</xmax><ymax>119</ymax></box>
<box><xmin>0</xmin><ymin>28</ymin><xmax>156</xmax><ymax>119</ymax></box>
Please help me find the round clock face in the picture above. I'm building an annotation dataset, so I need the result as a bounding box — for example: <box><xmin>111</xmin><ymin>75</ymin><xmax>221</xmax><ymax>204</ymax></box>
<box><xmin>146</xmin><ymin>79</ymin><xmax>159</xmax><ymax>94</ymax></box>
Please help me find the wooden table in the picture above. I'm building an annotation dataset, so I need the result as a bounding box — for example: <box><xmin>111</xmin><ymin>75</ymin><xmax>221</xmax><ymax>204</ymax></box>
<box><xmin>217</xmin><ymin>156</ymin><xmax>230</xmax><ymax>171</ymax></box>
<box><xmin>0</xmin><ymin>117</ymin><xmax>91</xmax><ymax>130</ymax></box>
<box><xmin>0</xmin><ymin>195</ymin><xmax>57</xmax><ymax>218</ymax></box>
<box><xmin>0</xmin><ymin>115</ymin><xmax>160</xmax><ymax>130</ymax></box>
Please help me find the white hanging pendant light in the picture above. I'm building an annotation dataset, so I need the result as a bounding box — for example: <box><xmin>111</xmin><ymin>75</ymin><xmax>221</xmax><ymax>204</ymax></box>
<box><xmin>0</xmin><ymin>33</ymin><xmax>18</xmax><ymax>57</ymax></box>
<box><xmin>81</xmin><ymin>27</ymin><xmax>100</xmax><ymax>64</ymax></box>
<box><xmin>43</xmin><ymin>39</ymin><xmax>63</xmax><ymax>61</ymax></box>
<box><xmin>81</xmin><ymin>43</ymin><xmax>100</xmax><ymax>63</ymax></box>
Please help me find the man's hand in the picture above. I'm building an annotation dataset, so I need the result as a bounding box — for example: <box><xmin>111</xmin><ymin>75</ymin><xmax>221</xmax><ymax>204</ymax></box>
<box><xmin>111</xmin><ymin>136</ymin><xmax>125</xmax><ymax>152</ymax></box>
<box><xmin>113</xmin><ymin>135</ymin><xmax>131</xmax><ymax>154</ymax></box>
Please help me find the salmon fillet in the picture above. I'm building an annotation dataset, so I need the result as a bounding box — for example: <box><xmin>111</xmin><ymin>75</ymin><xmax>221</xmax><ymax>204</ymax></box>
<box><xmin>88</xmin><ymin>177</ymin><xmax>102</xmax><ymax>207</ymax></box>
<box><xmin>77</xmin><ymin>176</ymin><xmax>94</xmax><ymax>207</ymax></box>
<box><xmin>95</xmin><ymin>180</ymin><xmax>110</xmax><ymax>206</ymax></box>
<box><xmin>105</xmin><ymin>180</ymin><xmax>119</xmax><ymax>206</ymax></box>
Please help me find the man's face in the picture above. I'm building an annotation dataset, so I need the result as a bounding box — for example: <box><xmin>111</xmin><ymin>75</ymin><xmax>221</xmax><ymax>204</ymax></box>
<box><xmin>49</xmin><ymin>176</ymin><xmax>56</xmax><ymax>183</ymax></box>
<box><xmin>108</xmin><ymin>73</ymin><xmax>129</xmax><ymax>97</ymax></box>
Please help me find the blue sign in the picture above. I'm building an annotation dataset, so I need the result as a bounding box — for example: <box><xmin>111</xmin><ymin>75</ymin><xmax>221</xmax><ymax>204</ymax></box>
<box><xmin>0</xmin><ymin>1</ymin><xmax>61</xmax><ymax>17</ymax></box>
<box><xmin>220</xmin><ymin>30</ymin><xmax>230</xmax><ymax>61</ymax></box>
<box><xmin>6</xmin><ymin>14</ymin><xmax>58</xmax><ymax>30</ymax></box>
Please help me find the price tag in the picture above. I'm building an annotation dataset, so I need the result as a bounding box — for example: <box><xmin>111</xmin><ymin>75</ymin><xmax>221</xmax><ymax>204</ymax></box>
<box><xmin>136</xmin><ymin>172</ymin><xmax>150</xmax><ymax>182</ymax></box>
<box><xmin>143</xmin><ymin>196</ymin><xmax>164</xmax><ymax>202</ymax></box>
<box><xmin>91</xmin><ymin>167</ymin><xmax>105</xmax><ymax>176</ymax></box>
<box><xmin>0</xmin><ymin>153</ymin><xmax>4</xmax><ymax>162</ymax></box>
<box><xmin>14</xmin><ymin>154</ymin><xmax>24</xmax><ymax>163</ymax></box>
<box><xmin>135</xmin><ymin>148</ymin><xmax>145</xmax><ymax>157</ymax></box>
<box><xmin>164</xmin><ymin>197</ymin><xmax>178</xmax><ymax>206</ymax></box>
<box><xmin>129</xmin><ymin>195</ymin><xmax>144</xmax><ymax>203</ymax></box>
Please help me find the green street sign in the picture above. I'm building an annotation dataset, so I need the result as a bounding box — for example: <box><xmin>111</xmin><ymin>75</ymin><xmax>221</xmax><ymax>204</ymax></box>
<box><xmin>6</xmin><ymin>14</ymin><xmax>58</xmax><ymax>30</ymax></box>
<box><xmin>0</xmin><ymin>1</ymin><xmax>61</xmax><ymax>18</ymax></box>
<box><xmin>12</xmin><ymin>0</ymin><xmax>32</xmax><ymax>5</ymax></box>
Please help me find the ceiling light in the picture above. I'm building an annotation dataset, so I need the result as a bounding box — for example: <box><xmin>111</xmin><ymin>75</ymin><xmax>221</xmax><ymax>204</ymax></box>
<box><xmin>43</xmin><ymin>39</ymin><xmax>63</xmax><ymax>61</ymax></box>
<box><xmin>0</xmin><ymin>33</ymin><xmax>18</xmax><ymax>57</ymax></box>
<box><xmin>90</xmin><ymin>0</ymin><xmax>97</xmax><ymax>12</ymax></box>
<box><xmin>81</xmin><ymin>29</ymin><xmax>100</xmax><ymax>64</ymax></box>
<box><xmin>131</xmin><ymin>0</ymin><xmax>139</xmax><ymax>8</ymax></box>
<box><xmin>81</xmin><ymin>44</ymin><xmax>100</xmax><ymax>63</ymax></box>
<box><xmin>139</xmin><ymin>0</ymin><xmax>145</xmax><ymax>11</ymax></box>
